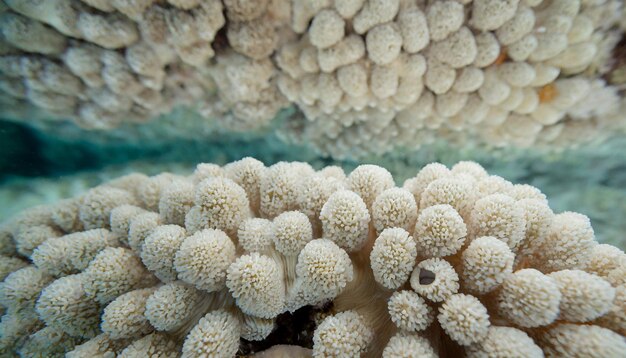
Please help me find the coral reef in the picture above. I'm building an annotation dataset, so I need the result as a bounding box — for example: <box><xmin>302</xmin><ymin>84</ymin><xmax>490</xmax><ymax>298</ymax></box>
<box><xmin>0</xmin><ymin>159</ymin><xmax>624</xmax><ymax>357</ymax></box>
<box><xmin>0</xmin><ymin>1</ymin><xmax>625</xmax><ymax>158</ymax></box>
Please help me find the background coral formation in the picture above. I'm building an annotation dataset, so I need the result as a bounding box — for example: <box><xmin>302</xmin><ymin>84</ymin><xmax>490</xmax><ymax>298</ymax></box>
<box><xmin>1</xmin><ymin>159</ymin><xmax>624</xmax><ymax>357</ymax></box>
<box><xmin>0</xmin><ymin>0</ymin><xmax>625</xmax><ymax>158</ymax></box>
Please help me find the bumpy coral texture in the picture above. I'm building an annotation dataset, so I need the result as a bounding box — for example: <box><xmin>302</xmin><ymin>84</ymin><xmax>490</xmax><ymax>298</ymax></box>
<box><xmin>0</xmin><ymin>160</ymin><xmax>624</xmax><ymax>357</ymax></box>
<box><xmin>1</xmin><ymin>0</ymin><xmax>625</xmax><ymax>158</ymax></box>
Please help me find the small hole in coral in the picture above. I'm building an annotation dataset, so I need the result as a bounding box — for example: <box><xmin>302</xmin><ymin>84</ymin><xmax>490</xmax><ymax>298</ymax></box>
<box><xmin>419</xmin><ymin>269</ymin><xmax>436</xmax><ymax>285</ymax></box>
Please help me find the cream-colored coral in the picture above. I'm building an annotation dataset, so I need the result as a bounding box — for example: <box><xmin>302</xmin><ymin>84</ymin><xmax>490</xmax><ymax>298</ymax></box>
<box><xmin>271</xmin><ymin>211</ymin><xmax>313</xmax><ymax>256</ymax></box>
<box><xmin>159</xmin><ymin>180</ymin><xmax>194</xmax><ymax>227</ymax></box>
<box><xmin>101</xmin><ymin>287</ymin><xmax>156</xmax><ymax>339</ymax></box>
<box><xmin>347</xmin><ymin>164</ymin><xmax>394</xmax><ymax>210</ymax></box>
<box><xmin>36</xmin><ymin>274</ymin><xmax>101</xmax><ymax>338</ymax></box>
<box><xmin>469</xmin><ymin>194</ymin><xmax>526</xmax><ymax>250</ymax></box>
<box><xmin>260</xmin><ymin>162</ymin><xmax>312</xmax><ymax>219</ymax></box>
<box><xmin>414</xmin><ymin>204</ymin><xmax>467</xmax><ymax>258</ymax></box>
<box><xmin>190</xmin><ymin>177</ymin><xmax>249</xmax><ymax>235</ymax></box>
<box><xmin>0</xmin><ymin>159</ymin><xmax>624</xmax><ymax>357</ymax></box>
<box><xmin>420</xmin><ymin>177</ymin><xmax>475</xmax><ymax>219</ymax></box>
<box><xmin>497</xmin><ymin>268</ymin><xmax>561</xmax><ymax>328</ymax></box>
<box><xmin>410</xmin><ymin>258</ymin><xmax>459</xmax><ymax>303</ymax></box>
<box><xmin>293</xmin><ymin>238</ymin><xmax>353</xmax><ymax>307</ymax></box>
<box><xmin>224</xmin><ymin>157</ymin><xmax>266</xmax><ymax>214</ymax></box>
<box><xmin>466</xmin><ymin>326</ymin><xmax>543</xmax><ymax>358</ymax></box>
<box><xmin>595</xmin><ymin>285</ymin><xmax>626</xmax><ymax>335</ymax></box>
<box><xmin>534</xmin><ymin>324</ymin><xmax>626</xmax><ymax>358</ymax></box>
<box><xmin>0</xmin><ymin>266</ymin><xmax>52</xmax><ymax>310</ymax></box>
<box><xmin>403</xmin><ymin>163</ymin><xmax>451</xmax><ymax>206</ymax></box>
<box><xmin>461</xmin><ymin>236</ymin><xmax>514</xmax><ymax>294</ymax></box>
<box><xmin>387</xmin><ymin>290</ymin><xmax>434</xmax><ymax>332</ymax></box>
<box><xmin>182</xmin><ymin>309</ymin><xmax>241</xmax><ymax>357</ymax></box>
<box><xmin>528</xmin><ymin>211</ymin><xmax>596</xmax><ymax>272</ymax></box>
<box><xmin>0</xmin><ymin>255</ymin><xmax>27</xmax><ymax>281</ymax></box>
<box><xmin>370</xmin><ymin>228</ymin><xmax>417</xmax><ymax>290</ymax></box>
<box><xmin>82</xmin><ymin>247</ymin><xmax>153</xmax><ymax>304</ymax></box>
<box><xmin>140</xmin><ymin>225</ymin><xmax>187</xmax><ymax>282</ymax></box>
<box><xmin>237</xmin><ymin>218</ymin><xmax>273</xmax><ymax>253</ymax></box>
<box><xmin>584</xmin><ymin>244</ymin><xmax>626</xmax><ymax>278</ymax></box>
<box><xmin>0</xmin><ymin>0</ymin><xmax>622</xmax><ymax>158</ymax></box>
<box><xmin>297</xmin><ymin>173</ymin><xmax>345</xmax><ymax>223</ymax></box>
<box><xmin>78</xmin><ymin>13</ymin><xmax>138</xmax><ymax>49</ymax></box>
<box><xmin>0</xmin><ymin>13</ymin><xmax>67</xmax><ymax>55</ymax></box>
<box><xmin>66</xmin><ymin>333</ymin><xmax>130</xmax><ymax>358</ymax></box>
<box><xmin>144</xmin><ymin>281</ymin><xmax>202</xmax><ymax>332</ymax></box>
<box><xmin>309</xmin><ymin>9</ymin><xmax>345</xmax><ymax>49</ymax></box>
<box><xmin>382</xmin><ymin>333</ymin><xmax>437</xmax><ymax>358</ymax></box>
<box><xmin>110</xmin><ymin>205</ymin><xmax>147</xmax><ymax>238</ymax></box>
<box><xmin>312</xmin><ymin>310</ymin><xmax>373</xmax><ymax>357</ymax></box>
<box><xmin>13</xmin><ymin>224</ymin><xmax>61</xmax><ymax>257</ymax></box>
<box><xmin>31</xmin><ymin>228</ymin><xmax>120</xmax><ymax>277</ymax></box>
<box><xmin>241</xmin><ymin>314</ymin><xmax>274</xmax><ymax>341</ymax></box>
<box><xmin>438</xmin><ymin>293</ymin><xmax>490</xmax><ymax>346</ymax></box>
<box><xmin>372</xmin><ymin>188</ymin><xmax>417</xmax><ymax>233</ymax></box>
<box><xmin>119</xmin><ymin>332</ymin><xmax>180</xmax><ymax>357</ymax></box>
<box><xmin>174</xmin><ymin>229</ymin><xmax>236</xmax><ymax>291</ymax></box>
<box><xmin>18</xmin><ymin>327</ymin><xmax>81</xmax><ymax>358</ymax></box>
<box><xmin>226</xmin><ymin>253</ymin><xmax>285</xmax><ymax>318</ymax></box>
<box><xmin>79</xmin><ymin>186</ymin><xmax>138</xmax><ymax>230</ymax></box>
<box><xmin>128</xmin><ymin>212</ymin><xmax>161</xmax><ymax>253</ymax></box>
<box><xmin>549</xmin><ymin>269</ymin><xmax>615</xmax><ymax>322</ymax></box>
<box><xmin>319</xmin><ymin>190</ymin><xmax>370</xmax><ymax>252</ymax></box>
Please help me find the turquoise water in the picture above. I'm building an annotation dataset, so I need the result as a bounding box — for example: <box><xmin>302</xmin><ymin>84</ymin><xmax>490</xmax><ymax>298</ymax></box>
<box><xmin>1</xmin><ymin>117</ymin><xmax>624</xmax><ymax>249</ymax></box>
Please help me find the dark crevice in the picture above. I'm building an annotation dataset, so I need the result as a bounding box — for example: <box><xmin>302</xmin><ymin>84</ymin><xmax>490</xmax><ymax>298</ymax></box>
<box><xmin>238</xmin><ymin>303</ymin><xmax>332</xmax><ymax>356</ymax></box>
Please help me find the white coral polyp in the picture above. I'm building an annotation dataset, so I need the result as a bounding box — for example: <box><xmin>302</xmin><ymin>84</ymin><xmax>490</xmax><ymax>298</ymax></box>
<box><xmin>191</xmin><ymin>177</ymin><xmax>250</xmax><ymax>235</ymax></box>
<box><xmin>271</xmin><ymin>211</ymin><xmax>313</xmax><ymax>256</ymax></box>
<box><xmin>312</xmin><ymin>311</ymin><xmax>373</xmax><ymax>358</ymax></box>
<box><xmin>295</xmin><ymin>239</ymin><xmax>354</xmax><ymax>305</ymax></box>
<box><xmin>414</xmin><ymin>204</ymin><xmax>467</xmax><ymax>258</ymax></box>
<box><xmin>549</xmin><ymin>269</ymin><xmax>615</xmax><ymax>322</ymax></box>
<box><xmin>383</xmin><ymin>333</ymin><xmax>436</xmax><ymax>358</ymax></box>
<box><xmin>237</xmin><ymin>218</ymin><xmax>273</xmax><ymax>253</ymax></box>
<box><xmin>410</xmin><ymin>258</ymin><xmax>459</xmax><ymax>303</ymax></box>
<box><xmin>226</xmin><ymin>253</ymin><xmax>285</xmax><ymax>318</ymax></box>
<box><xmin>181</xmin><ymin>310</ymin><xmax>241</xmax><ymax>358</ymax></box>
<box><xmin>372</xmin><ymin>188</ymin><xmax>418</xmax><ymax>233</ymax></box>
<box><xmin>174</xmin><ymin>229</ymin><xmax>236</xmax><ymax>292</ymax></box>
<box><xmin>466</xmin><ymin>326</ymin><xmax>543</xmax><ymax>358</ymax></box>
<box><xmin>469</xmin><ymin>194</ymin><xmax>526</xmax><ymax>250</ymax></box>
<box><xmin>438</xmin><ymin>293</ymin><xmax>490</xmax><ymax>346</ymax></box>
<box><xmin>320</xmin><ymin>190</ymin><xmax>370</xmax><ymax>252</ymax></box>
<box><xmin>387</xmin><ymin>290</ymin><xmax>434</xmax><ymax>332</ymax></box>
<box><xmin>370</xmin><ymin>228</ymin><xmax>417</xmax><ymax>290</ymax></box>
<box><xmin>497</xmin><ymin>268</ymin><xmax>562</xmax><ymax>328</ymax></box>
<box><xmin>462</xmin><ymin>236</ymin><xmax>515</xmax><ymax>294</ymax></box>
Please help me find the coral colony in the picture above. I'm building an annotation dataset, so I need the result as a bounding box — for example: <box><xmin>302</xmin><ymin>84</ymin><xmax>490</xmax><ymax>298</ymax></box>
<box><xmin>0</xmin><ymin>0</ymin><xmax>624</xmax><ymax>157</ymax></box>
<box><xmin>0</xmin><ymin>159</ymin><xmax>625</xmax><ymax>357</ymax></box>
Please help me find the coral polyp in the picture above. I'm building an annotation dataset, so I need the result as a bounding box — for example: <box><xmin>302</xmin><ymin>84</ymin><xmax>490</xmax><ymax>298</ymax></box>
<box><xmin>0</xmin><ymin>158</ymin><xmax>625</xmax><ymax>357</ymax></box>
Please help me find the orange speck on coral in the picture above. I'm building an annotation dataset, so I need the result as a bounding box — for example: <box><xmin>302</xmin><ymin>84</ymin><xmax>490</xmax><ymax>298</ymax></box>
<box><xmin>493</xmin><ymin>50</ymin><xmax>508</xmax><ymax>65</ymax></box>
<box><xmin>538</xmin><ymin>83</ymin><xmax>558</xmax><ymax>103</ymax></box>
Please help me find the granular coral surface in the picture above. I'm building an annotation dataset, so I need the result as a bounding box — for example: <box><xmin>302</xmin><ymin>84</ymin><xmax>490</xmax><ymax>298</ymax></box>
<box><xmin>0</xmin><ymin>159</ymin><xmax>624</xmax><ymax>357</ymax></box>
<box><xmin>0</xmin><ymin>0</ymin><xmax>625</xmax><ymax>158</ymax></box>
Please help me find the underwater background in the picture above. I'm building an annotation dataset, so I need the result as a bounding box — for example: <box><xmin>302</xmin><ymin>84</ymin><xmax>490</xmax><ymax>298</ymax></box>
<box><xmin>1</xmin><ymin>108</ymin><xmax>625</xmax><ymax>250</ymax></box>
<box><xmin>1</xmin><ymin>0</ymin><xmax>626</xmax><ymax>356</ymax></box>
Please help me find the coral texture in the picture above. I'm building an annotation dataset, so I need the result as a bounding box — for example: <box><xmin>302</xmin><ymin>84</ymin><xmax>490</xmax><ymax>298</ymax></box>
<box><xmin>0</xmin><ymin>159</ymin><xmax>625</xmax><ymax>357</ymax></box>
<box><xmin>0</xmin><ymin>1</ymin><xmax>624</xmax><ymax>158</ymax></box>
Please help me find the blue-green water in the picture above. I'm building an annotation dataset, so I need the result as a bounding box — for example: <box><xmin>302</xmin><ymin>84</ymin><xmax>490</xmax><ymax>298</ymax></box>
<box><xmin>1</xmin><ymin>117</ymin><xmax>624</xmax><ymax>249</ymax></box>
